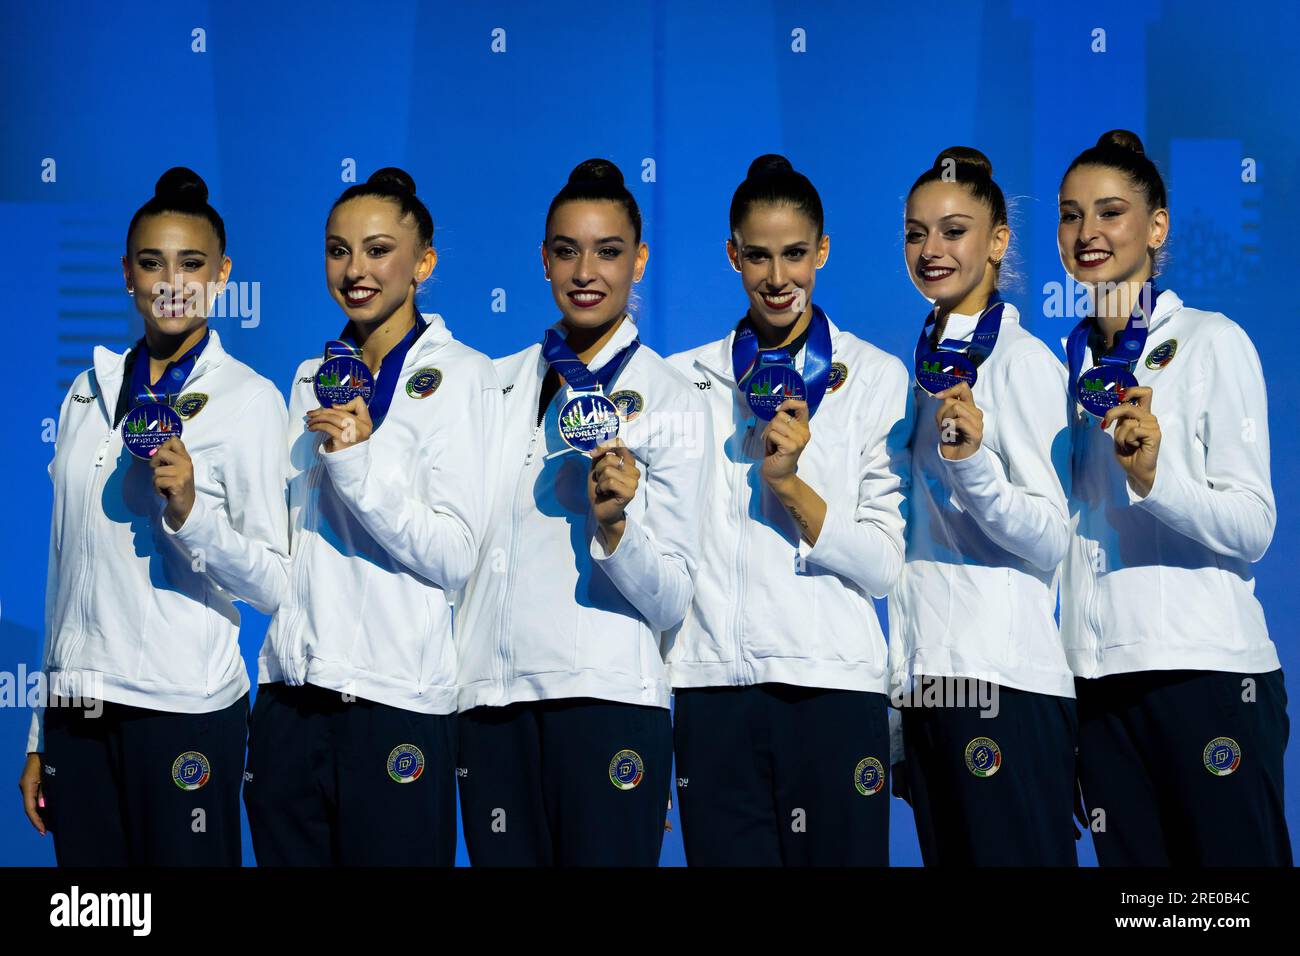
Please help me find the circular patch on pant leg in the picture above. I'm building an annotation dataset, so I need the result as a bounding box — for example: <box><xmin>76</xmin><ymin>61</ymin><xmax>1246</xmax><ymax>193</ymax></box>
<box><xmin>854</xmin><ymin>756</ymin><xmax>885</xmax><ymax>795</ymax></box>
<box><xmin>387</xmin><ymin>744</ymin><xmax>426</xmax><ymax>783</ymax></box>
<box><xmin>172</xmin><ymin>751</ymin><xmax>211</xmax><ymax>791</ymax></box>
<box><xmin>1203</xmin><ymin>736</ymin><xmax>1242</xmax><ymax>776</ymax></box>
<box><xmin>964</xmin><ymin>737</ymin><xmax>1002</xmax><ymax>778</ymax></box>
<box><xmin>609</xmin><ymin>749</ymin><xmax>644</xmax><ymax>790</ymax></box>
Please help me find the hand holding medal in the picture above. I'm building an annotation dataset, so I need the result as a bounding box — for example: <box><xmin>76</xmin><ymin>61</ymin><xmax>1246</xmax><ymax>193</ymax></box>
<box><xmin>310</xmin><ymin>339</ymin><xmax>376</xmax><ymax>452</ymax></box>
<box><xmin>307</xmin><ymin>396</ymin><xmax>373</xmax><ymax>452</ymax></box>
<box><xmin>149</xmin><ymin>436</ymin><xmax>196</xmax><ymax>530</ymax></box>
<box><xmin>588</xmin><ymin>439</ymin><xmax>640</xmax><ymax>551</ymax></box>
<box><xmin>760</xmin><ymin>398</ymin><xmax>811</xmax><ymax>491</ymax></box>
<box><xmin>933</xmin><ymin>381</ymin><xmax>984</xmax><ymax>461</ymax></box>
<box><xmin>1102</xmin><ymin>385</ymin><xmax>1160</xmax><ymax>496</ymax></box>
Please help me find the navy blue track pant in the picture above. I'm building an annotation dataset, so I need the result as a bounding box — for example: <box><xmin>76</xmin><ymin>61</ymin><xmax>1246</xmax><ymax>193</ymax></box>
<box><xmin>41</xmin><ymin>694</ymin><xmax>248</xmax><ymax>866</ymax></box>
<box><xmin>457</xmin><ymin>697</ymin><xmax>672</xmax><ymax>866</ymax></box>
<box><xmin>1075</xmin><ymin>668</ymin><xmax>1291</xmax><ymax>866</ymax></box>
<box><xmin>243</xmin><ymin>682</ymin><xmax>457</xmax><ymax>866</ymax></box>
<box><xmin>899</xmin><ymin>678</ymin><xmax>1078</xmax><ymax>866</ymax></box>
<box><xmin>672</xmin><ymin>683</ymin><xmax>891</xmax><ymax>866</ymax></box>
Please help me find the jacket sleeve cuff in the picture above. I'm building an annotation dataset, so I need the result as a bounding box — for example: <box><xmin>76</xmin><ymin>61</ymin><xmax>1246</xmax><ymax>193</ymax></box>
<box><xmin>937</xmin><ymin>441</ymin><xmax>999</xmax><ymax>492</ymax></box>
<box><xmin>27</xmin><ymin>710</ymin><xmax>43</xmax><ymax>754</ymax></box>
<box><xmin>319</xmin><ymin>438</ymin><xmax>372</xmax><ymax>486</ymax></box>
<box><xmin>1129</xmin><ymin>460</ymin><xmax>1177</xmax><ymax>510</ymax></box>
<box><xmin>589</xmin><ymin>521</ymin><xmax>682</xmax><ymax>629</ymax></box>
<box><xmin>888</xmin><ymin>706</ymin><xmax>904</xmax><ymax>766</ymax></box>
<box><xmin>804</xmin><ymin>501</ymin><xmax>897</xmax><ymax>597</ymax></box>
<box><xmin>161</xmin><ymin>492</ymin><xmax>214</xmax><ymax>546</ymax></box>
<box><xmin>590</xmin><ymin>519</ymin><xmax>649</xmax><ymax>582</ymax></box>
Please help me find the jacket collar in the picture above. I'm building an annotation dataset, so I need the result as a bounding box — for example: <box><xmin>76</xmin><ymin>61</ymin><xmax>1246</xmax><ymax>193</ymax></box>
<box><xmin>92</xmin><ymin>327</ymin><xmax>228</xmax><ymax>415</ymax></box>
<box><xmin>934</xmin><ymin>300</ymin><xmax>1021</xmax><ymax>344</ymax></box>
<box><xmin>403</xmin><ymin>312</ymin><xmax>453</xmax><ymax>368</ymax></box>
<box><xmin>535</xmin><ymin>312</ymin><xmax>640</xmax><ymax>377</ymax></box>
<box><xmin>694</xmin><ymin>312</ymin><xmax>842</xmax><ymax>385</ymax></box>
<box><xmin>1148</xmin><ymin>288</ymin><xmax>1182</xmax><ymax>334</ymax></box>
<box><xmin>1057</xmin><ymin>289</ymin><xmax>1184</xmax><ymax>354</ymax></box>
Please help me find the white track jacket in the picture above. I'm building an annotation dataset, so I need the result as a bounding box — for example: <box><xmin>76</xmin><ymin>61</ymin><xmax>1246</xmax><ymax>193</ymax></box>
<box><xmin>455</xmin><ymin>317</ymin><xmax>710</xmax><ymax>711</ymax></box>
<box><xmin>260</xmin><ymin>313</ymin><xmax>501</xmax><ymax>714</ymax></box>
<box><xmin>29</xmin><ymin>330</ymin><xmax>289</xmax><ymax>752</ymax></box>
<box><xmin>665</xmin><ymin>315</ymin><xmax>912</xmax><ymax>694</ymax></box>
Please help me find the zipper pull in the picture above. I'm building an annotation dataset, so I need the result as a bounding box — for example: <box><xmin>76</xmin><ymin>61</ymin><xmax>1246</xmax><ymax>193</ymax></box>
<box><xmin>793</xmin><ymin>549</ymin><xmax>806</xmax><ymax>574</ymax></box>
<box><xmin>94</xmin><ymin>430</ymin><xmax>111</xmax><ymax>467</ymax></box>
<box><xmin>524</xmin><ymin>425</ymin><xmax>541</xmax><ymax>465</ymax></box>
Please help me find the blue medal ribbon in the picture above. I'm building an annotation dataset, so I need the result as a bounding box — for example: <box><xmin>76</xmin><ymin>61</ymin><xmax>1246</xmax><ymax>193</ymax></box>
<box><xmin>121</xmin><ymin>331</ymin><xmax>209</xmax><ymax>458</ymax></box>
<box><xmin>1066</xmin><ymin>283</ymin><xmax>1159</xmax><ymax>414</ymax></box>
<box><xmin>338</xmin><ymin>318</ymin><xmax>426</xmax><ymax>428</ymax></box>
<box><xmin>542</xmin><ymin>324</ymin><xmax>641</xmax><ymax>453</ymax></box>
<box><xmin>128</xmin><ymin>329</ymin><xmax>210</xmax><ymax>407</ymax></box>
<box><xmin>541</xmin><ymin>326</ymin><xmax>641</xmax><ymax>396</ymax></box>
<box><xmin>316</xmin><ymin>317</ymin><xmax>425</xmax><ymax>427</ymax></box>
<box><xmin>912</xmin><ymin>293</ymin><xmax>1005</xmax><ymax>395</ymax></box>
<box><xmin>730</xmin><ymin>304</ymin><xmax>833</xmax><ymax>420</ymax></box>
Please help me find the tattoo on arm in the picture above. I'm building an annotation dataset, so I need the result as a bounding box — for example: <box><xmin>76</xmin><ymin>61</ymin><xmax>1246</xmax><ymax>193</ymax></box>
<box><xmin>788</xmin><ymin>506</ymin><xmax>810</xmax><ymax>535</ymax></box>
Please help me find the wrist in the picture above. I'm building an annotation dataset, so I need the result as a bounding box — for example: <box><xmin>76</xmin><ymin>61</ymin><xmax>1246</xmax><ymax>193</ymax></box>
<box><xmin>164</xmin><ymin>499</ymin><xmax>194</xmax><ymax>531</ymax></box>
<box><xmin>598</xmin><ymin>515</ymin><xmax>627</xmax><ymax>536</ymax></box>
<box><xmin>596</xmin><ymin>517</ymin><xmax>626</xmax><ymax>556</ymax></box>
<box><xmin>1128</xmin><ymin>470</ymin><xmax>1155</xmax><ymax>499</ymax></box>
<box><xmin>939</xmin><ymin>441</ymin><xmax>979</xmax><ymax>462</ymax></box>
<box><xmin>766</xmin><ymin>473</ymin><xmax>802</xmax><ymax>500</ymax></box>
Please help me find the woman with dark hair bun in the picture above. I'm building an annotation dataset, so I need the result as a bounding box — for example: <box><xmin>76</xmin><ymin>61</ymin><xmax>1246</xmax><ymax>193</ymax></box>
<box><xmin>889</xmin><ymin>147</ymin><xmax>1077</xmax><ymax>866</ymax></box>
<box><xmin>664</xmin><ymin>154</ymin><xmax>912</xmax><ymax>866</ymax></box>
<box><xmin>17</xmin><ymin>167</ymin><xmax>290</xmax><ymax>866</ymax></box>
<box><xmin>1059</xmin><ymin>131</ymin><xmax>1290</xmax><ymax>866</ymax></box>
<box><xmin>243</xmin><ymin>166</ymin><xmax>501</xmax><ymax>866</ymax></box>
<box><xmin>455</xmin><ymin>158</ymin><xmax>710</xmax><ymax>866</ymax></box>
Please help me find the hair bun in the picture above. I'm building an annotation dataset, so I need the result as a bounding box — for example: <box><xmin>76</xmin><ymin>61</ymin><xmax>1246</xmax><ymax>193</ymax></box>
<box><xmin>367</xmin><ymin>166</ymin><xmax>417</xmax><ymax>195</ymax></box>
<box><xmin>154</xmin><ymin>166</ymin><xmax>208</xmax><ymax>204</ymax></box>
<box><xmin>933</xmin><ymin>146</ymin><xmax>993</xmax><ymax>179</ymax></box>
<box><xmin>567</xmin><ymin>158</ymin><xmax>624</xmax><ymax>188</ymax></box>
<box><xmin>746</xmin><ymin>154</ymin><xmax>795</xmax><ymax>180</ymax></box>
<box><xmin>1096</xmin><ymin>129</ymin><xmax>1146</xmax><ymax>155</ymax></box>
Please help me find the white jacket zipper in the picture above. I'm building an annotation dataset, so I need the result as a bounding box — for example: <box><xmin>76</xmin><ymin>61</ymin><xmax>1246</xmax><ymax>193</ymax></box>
<box><xmin>282</xmin><ymin>463</ymin><xmax>322</xmax><ymax>679</ymax></box>
<box><xmin>498</xmin><ymin>424</ymin><xmax>541</xmax><ymax>686</ymax></box>
<box><xmin>729</xmin><ymin>419</ymin><xmax>756</xmax><ymax>685</ymax></box>
<box><xmin>63</xmin><ymin>427</ymin><xmax>113</xmax><ymax>674</ymax></box>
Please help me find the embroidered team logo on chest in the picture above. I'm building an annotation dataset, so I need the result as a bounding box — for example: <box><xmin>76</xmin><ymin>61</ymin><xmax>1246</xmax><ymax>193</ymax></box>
<box><xmin>827</xmin><ymin>362</ymin><xmax>850</xmax><ymax>393</ymax></box>
<box><xmin>173</xmin><ymin>392</ymin><xmax>209</xmax><ymax>420</ymax></box>
<box><xmin>608</xmin><ymin>389</ymin><xmax>645</xmax><ymax>422</ymax></box>
<box><xmin>1145</xmin><ymin>339</ymin><xmax>1178</xmax><ymax>369</ymax></box>
<box><xmin>405</xmin><ymin>367</ymin><xmax>443</xmax><ymax>399</ymax></box>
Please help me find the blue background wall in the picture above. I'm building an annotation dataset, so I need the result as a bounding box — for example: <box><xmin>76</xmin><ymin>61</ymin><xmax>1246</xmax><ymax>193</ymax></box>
<box><xmin>2</xmin><ymin>0</ymin><xmax>1296</xmax><ymax>866</ymax></box>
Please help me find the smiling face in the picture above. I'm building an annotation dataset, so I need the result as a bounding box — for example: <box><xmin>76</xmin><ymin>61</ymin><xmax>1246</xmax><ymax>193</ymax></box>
<box><xmin>904</xmin><ymin>180</ymin><xmax>1007</xmax><ymax>313</ymax></box>
<box><xmin>727</xmin><ymin>202</ymin><xmax>829</xmax><ymax>337</ymax></box>
<box><xmin>122</xmin><ymin>213</ymin><xmax>231</xmax><ymax>336</ymax></box>
<box><xmin>1057</xmin><ymin>164</ymin><xmax>1168</xmax><ymax>287</ymax></box>
<box><xmin>542</xmin><ymin>199</ymin><xmax>647</xmax><ymax>332</ymax></box>
<box><xmin>325</xmin><ymin>195</ymin><xmax>435</xmax><ymax>327</ymax></box>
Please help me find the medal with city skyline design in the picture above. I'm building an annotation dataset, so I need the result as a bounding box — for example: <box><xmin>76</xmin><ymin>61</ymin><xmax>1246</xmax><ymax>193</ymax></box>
<box><xmin>1067</xmin><ymin>282</ymin><xmax>1159</xmax><ymax>419</ymax></box>
<box><xmin>314</xmin><ymin>340</ymin><xmax>375</xmax><ymax>409</ymax></box>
